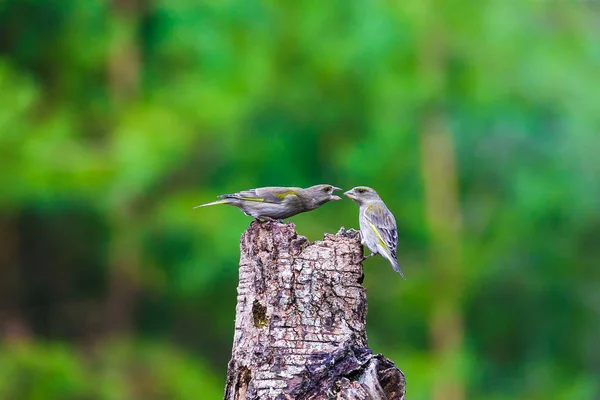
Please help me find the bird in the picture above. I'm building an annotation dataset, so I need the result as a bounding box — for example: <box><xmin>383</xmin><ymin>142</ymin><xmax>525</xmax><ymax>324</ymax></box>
<box><xmin>194</xmin><ymin>184</ymin><xmax>343</xmax><ymax>221</ymax></box>
<box><xmin>344</xmin><ymin>186</ymin><xmax>405</xmax><ymax>279</ymax></box>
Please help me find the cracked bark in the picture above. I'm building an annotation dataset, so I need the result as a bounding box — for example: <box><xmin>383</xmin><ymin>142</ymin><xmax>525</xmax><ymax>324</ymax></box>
<box><xmin>224</xmin><ymin>221</ymin><xmax>406</xmax><ymax>400</ymax></box>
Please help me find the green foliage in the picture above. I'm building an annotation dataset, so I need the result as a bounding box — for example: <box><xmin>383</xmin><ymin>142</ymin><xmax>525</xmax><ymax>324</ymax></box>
<box><xmin>0</xmin><ymin>342</ymin><xmax>87</xmax><ymax>400</ymax></box>
<box><xmin>0</xmin><ymin>341</ymin><xmax>222</xmax><ymax>400</ymax></box>
<box><xmin>1</xmin><ymin>0</ymin><xmax>599</xmax><ymax>399</ymax></box>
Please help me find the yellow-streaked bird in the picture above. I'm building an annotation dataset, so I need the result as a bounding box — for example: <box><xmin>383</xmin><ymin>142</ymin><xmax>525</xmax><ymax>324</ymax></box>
<box><xmin>344</xmin><ymin>186</ymin><xmax>405</xmax><ymax>279</ymax></box>
<box><xmin>195</xmin><ymin>185</ymin><xmax>342</xmax><ymax>221</ymax></box>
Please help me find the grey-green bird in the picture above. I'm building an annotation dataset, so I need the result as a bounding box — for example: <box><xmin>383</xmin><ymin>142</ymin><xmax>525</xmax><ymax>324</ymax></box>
<box><xmin>195</xmin><ymin>185</ymin><xmax>342</xmax><ymax>221</ymax></box>
<box><xmin>344</xmin><ymin>186</ymin><xmax>405</xmax><ymax>279</ymax></box>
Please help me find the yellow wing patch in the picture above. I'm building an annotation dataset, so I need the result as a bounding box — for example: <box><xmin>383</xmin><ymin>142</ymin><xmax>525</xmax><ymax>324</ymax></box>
<box><xmin>274</xmin><ymin>190</ymin><xmax>296</xmax><ymax>199</ymax></box>
<box><xmin>369</xmin><ymin>222</ymin><xmax>388</xmax><ymax>250</ymax></box>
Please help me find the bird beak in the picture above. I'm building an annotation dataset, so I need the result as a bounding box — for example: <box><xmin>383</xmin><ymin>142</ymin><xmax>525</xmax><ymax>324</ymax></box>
<box><xmin>331</xmin><ymin>187</ymin><xmax>342</xmax><ymax>200</ymax></box>
<box><xmin>343</xmin><ymin>189</ymin><xmax>355</xmax><ymax>199</ymax></box>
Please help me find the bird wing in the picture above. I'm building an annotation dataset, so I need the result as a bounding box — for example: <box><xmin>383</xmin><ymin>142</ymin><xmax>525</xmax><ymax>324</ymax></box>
<box><xmin>219</xmin><ymin>187</ymin><xmax>302</xmax><ymax>204</ymax></box>
<box><xmin>363</xmin><ymin>202</ymin><xmax>398</xmax><ymax>259</ymax></box>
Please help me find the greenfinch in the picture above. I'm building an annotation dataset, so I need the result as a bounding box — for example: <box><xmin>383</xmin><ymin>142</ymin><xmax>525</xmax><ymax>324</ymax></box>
<box><xmin>195</xmin><ymin>184</ymin><xmax>342</xmax><ymax>221</ymax></box>
<box><xmin>344</xmin><ymin>186</ymin><xmax>405</xmax><ymax>279</ymax></box>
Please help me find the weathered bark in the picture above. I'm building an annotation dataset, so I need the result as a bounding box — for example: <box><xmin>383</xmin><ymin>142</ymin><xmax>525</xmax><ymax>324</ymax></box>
<box><xmin>224</xmin><ymin>221</ymin><xmax>405</xmax><ymax>400</ymax></box>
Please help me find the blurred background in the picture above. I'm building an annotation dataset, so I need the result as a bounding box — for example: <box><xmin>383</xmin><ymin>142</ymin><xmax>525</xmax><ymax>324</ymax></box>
<box><xmin>1</xmin><ymin>0</ymin><xmax>599</xmax><ymax>399</ymax></box>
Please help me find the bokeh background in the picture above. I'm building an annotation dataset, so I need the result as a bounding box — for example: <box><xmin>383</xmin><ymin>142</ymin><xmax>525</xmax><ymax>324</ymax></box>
<box><xmin>1</xmin><ymin>0</ymin><xmax>600</xmax><ymax>399</ymax></box>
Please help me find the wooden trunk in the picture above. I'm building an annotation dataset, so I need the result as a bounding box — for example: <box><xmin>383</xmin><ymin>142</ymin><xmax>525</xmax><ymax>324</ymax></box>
<box><xmin>224</xmin><ymin>221</ymin><xmax>405</xmax><ymax>400</ymax></box>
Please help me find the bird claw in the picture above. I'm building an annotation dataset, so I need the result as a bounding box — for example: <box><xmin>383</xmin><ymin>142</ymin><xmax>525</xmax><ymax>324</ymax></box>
<box><xmin>362</xmin><ymin>253</ymin><xmax>375</xmax><ymax>260</ymax></box>
<box><xmin>260</xmin><ymin>216</ymin><xmax>283</xmax><ymax>223</ymax></box>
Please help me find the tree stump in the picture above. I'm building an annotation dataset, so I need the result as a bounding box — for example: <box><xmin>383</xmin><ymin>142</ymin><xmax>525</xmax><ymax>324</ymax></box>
<box><xmin>224</xmin><ymin>221</ymin><xmax>406</xmax><ymax>400</ymax></box>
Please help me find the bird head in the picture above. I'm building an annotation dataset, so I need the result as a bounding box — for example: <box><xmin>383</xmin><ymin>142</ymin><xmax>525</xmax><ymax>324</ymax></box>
<box><xmin>305</xmin><ymin>184</ymin><xmax>342</xmax><ymax>206</ymax></box>
<box><xmin>343</xmin><ymin>186</ymin><xmax>381</xmax><ymax>206</ymax></box>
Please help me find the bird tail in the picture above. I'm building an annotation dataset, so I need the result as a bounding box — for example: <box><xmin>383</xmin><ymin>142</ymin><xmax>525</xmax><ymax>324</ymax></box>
<box><xmin>389</xmin><ymin>257</ymin><xmax>406</xmax><ymax>280</ymax></box>
<box><xmin>193</xmin><ymin>199</ymin><xmax>230</xmax><ymax>209</ymax></box>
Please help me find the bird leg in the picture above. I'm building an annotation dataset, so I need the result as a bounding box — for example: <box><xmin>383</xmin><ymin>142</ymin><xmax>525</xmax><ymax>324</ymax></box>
<box><xmin>362</xmin><ymin>252</ymin><xmax>376</xmax><ymax>260</ymax></box>
<box><xmin>357</xmin><ymin>231</ymin><xmax>364</xmax><ymax>244</ymax></box>
<box><xmin>260</xmin><ymin>216</ymin><xmax>282</xmax><ymax>223</ymax></box>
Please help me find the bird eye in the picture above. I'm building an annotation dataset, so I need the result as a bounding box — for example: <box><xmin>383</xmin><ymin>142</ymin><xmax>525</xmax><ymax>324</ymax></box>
<box><xmin>323</xmin><ymin>186</ymin><xmax>332</xmax><ymax>192</ymax></box>
<box><xmin>357</xmin><ymin>188</ymin><xmax>366</xmax><ymax>194</ymax></box>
